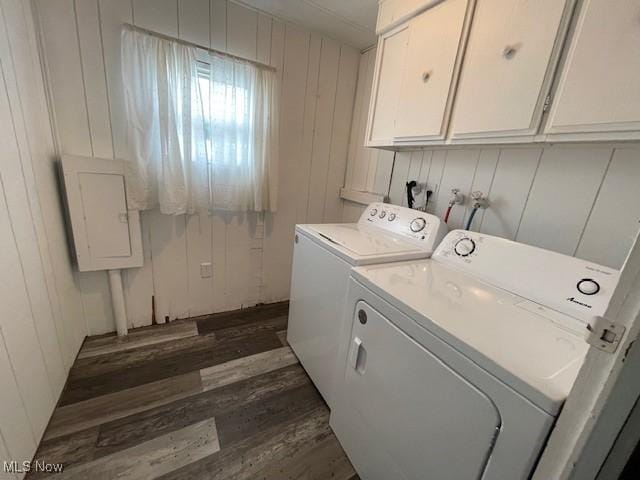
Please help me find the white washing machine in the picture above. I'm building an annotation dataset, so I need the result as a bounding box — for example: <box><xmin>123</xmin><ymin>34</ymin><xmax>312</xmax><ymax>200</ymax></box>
<box><xmin>330</xmin><ymin>230</ymin><xmax>620</xmax><ymax>480</ymax></box>
<box><xmin>287</xmin><ymin>203</ymin><xmax>447</xmax><ymax>408</ymax></box>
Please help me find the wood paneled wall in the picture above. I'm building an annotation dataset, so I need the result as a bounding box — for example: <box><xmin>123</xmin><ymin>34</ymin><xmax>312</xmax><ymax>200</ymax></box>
<box><xmin>0</xmin><ymin>0</ymin><xmax>86</xmax><ymax>469</ymax></box>
<box><xmin>34</xmin><ymin>0</ymin><xmax>360</xmax><ymax>334</ymax></box>
<box><xmin>342</xmin><ymin>46</ymin><xmax>394</xmax><ymax>197</ymax></box>
<box><xmin>386</xmin><ymin>144</ymin><xmax>640</xmax><ymax>269</ymax></box>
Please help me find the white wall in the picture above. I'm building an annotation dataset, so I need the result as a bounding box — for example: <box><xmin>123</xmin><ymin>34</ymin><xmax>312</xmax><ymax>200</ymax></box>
<box><xmin>34</xmin><ymin>0</ymin><xmax>361</xmax><ymax>334</ymax></box>
<box><xmin>386</xmin><ymin>145</ymin><xmax>640</xmax><ymax>269</ymax></box>
<box><xmin>340</xmin><ymin>46</ymin><xmax>392</xmax><ymax>224</ymax></box>
<box><xmin>0</xmin><ymin>0</ymin><xmax>86</xmax><ymax>470</ymax></box>
<box><xmin>342</xmin><ymin>46</ymin><xmax>393</xmax><ymax>198</ymax></box>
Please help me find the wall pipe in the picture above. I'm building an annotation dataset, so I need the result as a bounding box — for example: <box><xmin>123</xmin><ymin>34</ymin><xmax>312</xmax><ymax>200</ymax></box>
<box><xmin>108</xmin><ymin>269</ymin><xmax>128</xmax><ymax>336</ymax></box>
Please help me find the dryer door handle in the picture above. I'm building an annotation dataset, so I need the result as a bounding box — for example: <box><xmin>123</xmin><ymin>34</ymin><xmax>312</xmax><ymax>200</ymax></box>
<box><xmin>350</xmin><ymin>337</ymin><xmax>367</xmax><ymax>374</ymax></box>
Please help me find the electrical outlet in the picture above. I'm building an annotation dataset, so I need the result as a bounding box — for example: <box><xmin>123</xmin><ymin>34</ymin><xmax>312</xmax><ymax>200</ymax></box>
<box><xmin>200</xmin><ymin>262</ymin><xmax>213</xmax><ymax>278</ymax></box>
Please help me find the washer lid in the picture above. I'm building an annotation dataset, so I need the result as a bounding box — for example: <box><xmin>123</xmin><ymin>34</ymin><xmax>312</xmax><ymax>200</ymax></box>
<box><xmin>307</xmin><ymin>224</ymin><xmax>423</xmax><ymax>257</ymax></box>
<box><xmin>352</xmin><ymin>260</ymin><xmax>590</xmax><ymax>415</ymax></box>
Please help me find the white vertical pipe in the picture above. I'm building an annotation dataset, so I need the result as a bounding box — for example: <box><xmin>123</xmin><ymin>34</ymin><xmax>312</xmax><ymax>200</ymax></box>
<box><xmin>108</xmin><ymin>269</ymin><xmax>128</xmax><ymax>336</ymax></box>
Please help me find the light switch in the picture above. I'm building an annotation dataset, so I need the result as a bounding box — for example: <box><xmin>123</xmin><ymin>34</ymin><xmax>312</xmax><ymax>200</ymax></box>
<box><xmin>200</xmin><ymin>262</ymin><xmax>213</xmax><ymax>278</ymax></box>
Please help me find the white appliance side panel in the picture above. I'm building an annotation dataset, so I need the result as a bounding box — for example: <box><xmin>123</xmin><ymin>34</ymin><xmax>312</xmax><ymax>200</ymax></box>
<box><xmin>332</xmin><ymin>299</ymin><xmax>501</xmax><ymax>480</ymax></box>
<box><xmin>286</xmin><ymin>232</ymin><xmax>352</xmax><ymax>407</ymax></box>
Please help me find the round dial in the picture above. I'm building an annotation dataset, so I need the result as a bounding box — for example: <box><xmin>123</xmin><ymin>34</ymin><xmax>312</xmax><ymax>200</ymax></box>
<box><xmin>388</xmin><ymin>213</ymin><xmax>396</xmax><ymax>221</ymax></box>
<box><xmin>409</xmin><ymin>217</ymin><xmax>427</xmax><ymax>233</ymax></box>
<box><xmin>454</xmin><ymin>238</ymin><xmax>476</xmax><ymax>257</ymax></box>
<box><xmin>369</xmin><ymin>208</ymin><xmax>377</xmax><ymax>217</ymax></box>
<box><xmin>379</xmin><ymin>210</ymin><xmax>386</xmax><ymax>219</ymax></box>
<box><xmin>410</xmin><ymin>217</ymin><xmax>426</xmax><ymax>232</ymax></box>
<box><xmin>577</xmin><ymin>278</ymin><xmax>600</xmax><ymax>296</ymax></box>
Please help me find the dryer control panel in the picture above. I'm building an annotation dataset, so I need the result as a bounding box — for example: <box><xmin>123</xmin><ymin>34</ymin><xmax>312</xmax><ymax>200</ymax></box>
<box><xmin>359</xmin><ymin>203</ymin><xmax>448</xmax><ymax>250</ymax></box>
<box><xmin>433</xmin><ymin>230</ymin><xmax>620</xmax><ymax>322</ymax></box>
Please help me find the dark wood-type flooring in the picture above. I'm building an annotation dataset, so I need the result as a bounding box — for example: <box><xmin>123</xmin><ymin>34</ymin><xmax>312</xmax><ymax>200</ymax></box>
<box><xmin>29</xmin><ymin>302</ymin><xmax>358</xmax><ymax>479</ymax></box>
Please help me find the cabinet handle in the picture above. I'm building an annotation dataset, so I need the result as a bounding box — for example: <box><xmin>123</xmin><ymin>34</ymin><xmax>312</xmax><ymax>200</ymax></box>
<box><xmin>502</xmin><ymin>45</ymin><xmax>519</xmax><ymax>60</ymax></box>
<box><xmin>422</xmin><ymin>70</ymin><xmax>432</xmax><ymax>82</ymax></box>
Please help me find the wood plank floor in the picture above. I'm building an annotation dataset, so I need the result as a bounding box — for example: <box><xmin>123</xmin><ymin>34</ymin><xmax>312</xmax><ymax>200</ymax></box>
<box><xmin>29</xmin><ymin>302</ymin><xmax>358</xmax><ymax>479</ymax></box>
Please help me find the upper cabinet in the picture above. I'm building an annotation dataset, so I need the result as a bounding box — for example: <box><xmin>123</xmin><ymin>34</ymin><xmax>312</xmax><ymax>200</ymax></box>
<box><xmin>449</xmin><ymin>0</ymin><xmax>570</xmax><ymax>141</ymax></box>
<box><xmin>367</xmin><ymin>0</ymin><xmax>470</xmax><ymax>146</ymax></box>
<box><xmin>368</xmin><ymin>25</ymin><xmax>409</xmax><ymax>145</ymax></box>
<box><xmin>365</xmin><ymin>0</ymin><xmax>640</xmax><ymax>147</ymax></box>
<box><xmin>544</xmin><ymin>0</ymin><xmax>640</xmax><ymax>140</ymax></box>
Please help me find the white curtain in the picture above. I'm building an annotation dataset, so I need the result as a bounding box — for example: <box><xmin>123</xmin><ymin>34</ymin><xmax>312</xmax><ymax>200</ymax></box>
<box><xmin>121</xmin><ymin>26</ymin><xmax>278</xmax><ymax>214</ymax></box>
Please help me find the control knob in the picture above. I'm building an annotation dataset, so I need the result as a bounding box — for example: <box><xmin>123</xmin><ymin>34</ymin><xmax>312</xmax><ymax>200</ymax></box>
<box><xmin>410</xmin><ymin>217</ymin><xmax>426</xmax><ymax>232</ymax></box>
<box><xmin>379</xmin><ymin>210</ymin><xmax>386</xmax><ymax>219</ymax></box>
<box><xmin>388</xmin><ymin>213</ymin><xmax>396</xmax><ymax>221</ymax></box>
<box><xmin>369</xmin><ymin>208</ymin><xmax>378</xmax><ymax>217</ymax></box>
<box><xmin>577</xmin><ymin>278</ymin><xmax>600</xmax><ymax>296</ymax></box>
<box><xmin>454</xmin><ymin>237</ymin><xmax>476</xmax><ymax>257</ymax></box>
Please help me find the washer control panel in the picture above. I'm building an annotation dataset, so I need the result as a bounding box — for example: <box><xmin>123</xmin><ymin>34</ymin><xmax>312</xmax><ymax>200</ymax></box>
<box><xmin>358</xmin><ymin>203</ymin><xmax>448</xmax><ymax>250</ymax></box>
<box><xmin>434</xmin><ymin>230</ymin><xmax>620</xmax><ymax>322</ymax></box>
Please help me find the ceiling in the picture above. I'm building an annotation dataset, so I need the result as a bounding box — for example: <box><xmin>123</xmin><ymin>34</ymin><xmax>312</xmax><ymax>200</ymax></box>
<box><xmin>236</xmin><ymin>0</ymin><xmax>379</xmax><ymax>50</ymax></box>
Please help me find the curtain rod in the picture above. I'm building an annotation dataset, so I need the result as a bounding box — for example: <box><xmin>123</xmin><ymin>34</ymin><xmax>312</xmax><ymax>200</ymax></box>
<box><xmin>123</xmin><ymin>23</ymin><xmax>277</xmax><ymax>72</ymax></box>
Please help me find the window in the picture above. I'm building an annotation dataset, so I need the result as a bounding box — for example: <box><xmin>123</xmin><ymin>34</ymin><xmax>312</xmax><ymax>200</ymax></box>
<box><xmin>194</xmin><ymin>60</ymin><xmax>251</xmax><ymax>167</ymax></box>
<box><xmin>122</xmin><ymin>26</ymin><xmax>279</xmax><ymax>214</ymax></box>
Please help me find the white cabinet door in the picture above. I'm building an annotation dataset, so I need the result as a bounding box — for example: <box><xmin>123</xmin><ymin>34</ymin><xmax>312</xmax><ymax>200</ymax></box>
<box><xmin>545</xmin><ymin>0</ymin><xmax>640</xmax><ymax>140</ymax></box>
<box><xmin>450</xmin><ymin>0</ymin><xmax>570</xmax><ymax>140</ymax></box>
<box><xmin>395</xmin><ymin>0</ymin><xmax>468</xmax><ymax>140</ymax></box>
<box><xmin>367</xmin><ymin>25</ymin><xmax>409</xmax><ymax>145</ymax></box>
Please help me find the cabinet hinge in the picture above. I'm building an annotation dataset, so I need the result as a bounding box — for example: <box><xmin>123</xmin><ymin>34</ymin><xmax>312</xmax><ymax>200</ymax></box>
<box><xmin>543</xmin><ymin>94</ymin><xmax>552</xmax><ymax>112</ymax></box>
<box><xmin>586</xmin><ymin>316</ymin><xmax>626</xmax><ymax>353</ymax></box>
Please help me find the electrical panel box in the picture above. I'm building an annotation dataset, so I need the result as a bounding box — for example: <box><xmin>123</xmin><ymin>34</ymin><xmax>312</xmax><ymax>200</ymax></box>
<box><xmin>60</xmin><ymin>155</ymin><xmax>143</xmax><ymax>272</ymax></box>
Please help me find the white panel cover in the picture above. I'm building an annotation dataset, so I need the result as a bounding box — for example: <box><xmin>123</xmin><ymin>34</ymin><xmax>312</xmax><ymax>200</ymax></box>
<box><xmin>78</xmin><ymin>172</ymin><xmax>131</xmax><ymax>258</ymax></box>
<box><xmin>61</xmin><ymin>155</ymin><xmax>143</xmax><ymax>272</ymax></box>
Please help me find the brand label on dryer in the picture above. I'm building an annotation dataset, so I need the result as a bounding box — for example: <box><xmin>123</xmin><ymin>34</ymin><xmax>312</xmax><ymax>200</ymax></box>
<box><xmin>566</xmin><ymin>297</ymin><xmax>592</xmax><ymax>309</ymax></box>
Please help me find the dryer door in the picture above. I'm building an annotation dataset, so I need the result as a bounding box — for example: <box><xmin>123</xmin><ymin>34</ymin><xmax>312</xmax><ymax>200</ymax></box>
<box><xmin>331</xmin><ymin>300</ymin><xmax>501</xmax><ymax>480</ymax></box>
